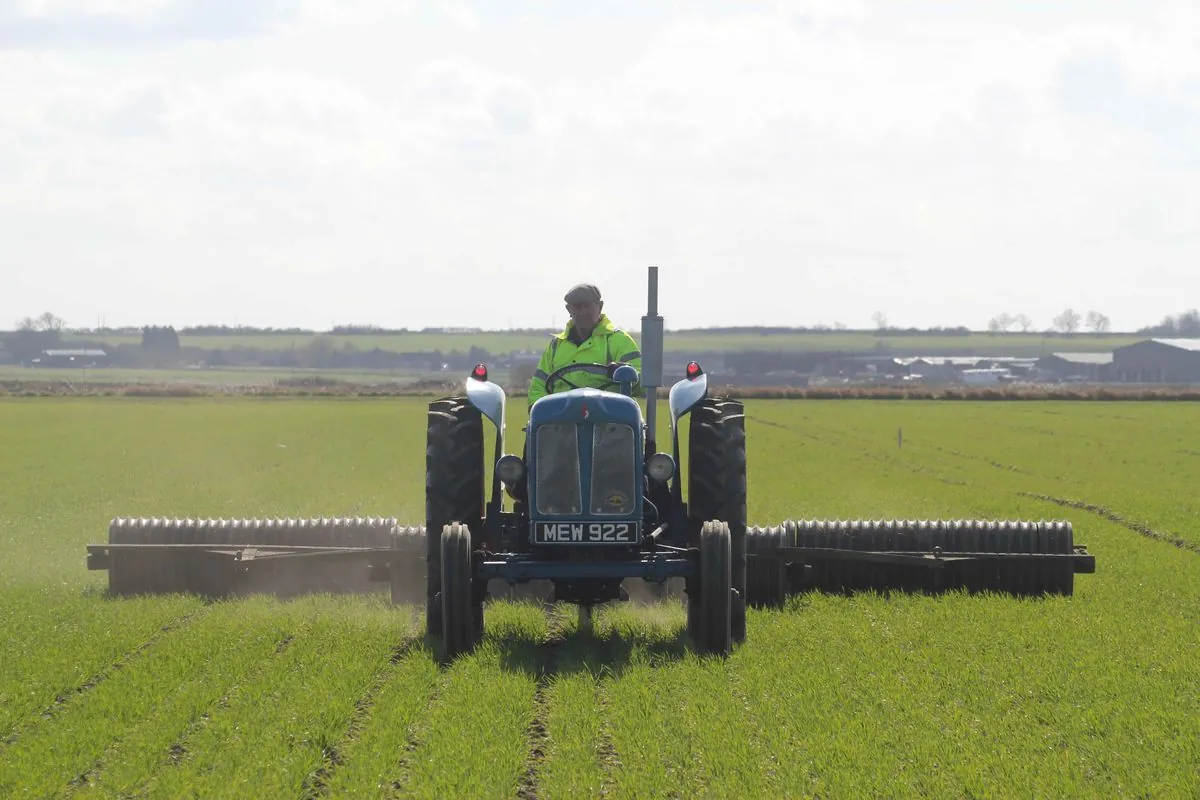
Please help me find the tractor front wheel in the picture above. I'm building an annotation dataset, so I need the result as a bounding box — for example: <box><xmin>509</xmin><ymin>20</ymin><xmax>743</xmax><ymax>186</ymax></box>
<box><xmin>440</xmin><ymin>523</ymin><xmax>481</xmax><ymax>661</ymax></box>
<box><xmin>693</xmin><ymin>521</ymin><xmax>733</xmax><ymax>656</ymax></box>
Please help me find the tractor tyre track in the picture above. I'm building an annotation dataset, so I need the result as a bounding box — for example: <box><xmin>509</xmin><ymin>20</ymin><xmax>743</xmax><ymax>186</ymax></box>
<box><xmin>387</xmin><ymin>648</ymin><xmax>453</xmax><ymax>798</ymax></box>
<box><xmin>299</xmin><ymin>635</ymin><xmax>424</xmax><ymax>799</ymax></box>
<box><xmin>793</xmin><ymin>425</ymin><xmax>970</xmax><ymax>488</ymax></box>
<box><xmin>60</xmin><ymin>618</ymin><xmax>294</xmax><ymax>797</ymax></box>
<box><xmin>517</xmin><ymin>610</ymin><xmax>571</xmax><ymax>800</ymax></box>
<box><xmin>159</xmin><ymin>631</ymin><xmax>298</xmax><ymax>773</ymax></box>
<box><xmin>594</xmin><ymin>679</ymin><xmax>620</xmax><ymax>799</ymax></box>
<box><xmin>0</xmin><ymin>608</ymin><xmax>206</xmax><ymax>752</ymax></box>
<box><xmin>1022</xmin><ymin>492</ymin><xmax>1200</xmax><ymax>554</ymax></box>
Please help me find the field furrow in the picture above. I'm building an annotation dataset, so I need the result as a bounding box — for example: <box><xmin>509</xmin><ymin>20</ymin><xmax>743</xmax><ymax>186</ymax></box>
<box><xmin>2</xmin><ymin>599</ymin><xmax>294</xmax><ymax>797</ymax></box>
<box><xmin>311</xmin><ymin>640</ymin><xmax>440</xmax><ymax>799</ymax></box>
<box><xmin>65</xmin><ymin>600</ymin><xmax>323</xmax><ymax>800</ymax></box>
<box><xmin>517</xmin><ymin>660</ymin><xmax>555</xmax><ymax>799</ymax></box>
<box><xmin>140</xmin><ymin>598</ymin><xmax>413</xmax><ymax>799</ymax></box>
<box><xmin>396</xmin><ymin>604</ymin><xmax>544</xmax><ymax>799</ymax></box>
<box><xmin>1024</xmin><ymin>491</ymin><xmax>1200</xmax><ymax>554</ymax></box>
<box><xmin>154</xmin><ymin>626</ymin><xmax>302</xmax><ymax>774</ymax></box>
<box><xmin>0</xmin><ymin>596</ymin><xmax>202</xmax><ymax>745</ymax></box>
<box><xmin>535</xmin><ymin>641</ymin><xmax>607</xmax><ymax>800</ymax></box>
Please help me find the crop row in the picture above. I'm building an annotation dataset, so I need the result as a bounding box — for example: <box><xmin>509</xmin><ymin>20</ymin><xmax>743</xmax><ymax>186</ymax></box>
<box><xmin>0</xmin><ymin>397</ymin><xmax>1196</xmax><ymax>797</ymax></box>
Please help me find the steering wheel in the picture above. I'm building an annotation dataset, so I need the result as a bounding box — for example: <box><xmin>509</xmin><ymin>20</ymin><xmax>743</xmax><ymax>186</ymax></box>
<box><xmin>543</xmin><ymin>362</ymin><xmax>618</xmax><ymax>395</ymax></box>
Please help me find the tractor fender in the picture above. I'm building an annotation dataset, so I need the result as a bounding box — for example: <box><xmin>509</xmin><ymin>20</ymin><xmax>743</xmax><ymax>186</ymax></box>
<box><xmin>668</xmin><ymin>368</ymin><xmax>708</xmax><ymax>424</ymax></box>
<box><xmin>466</xmin><ymin>369</ymin><xmax>506</xmax><ymax>436</ymax></box>
<box><xmin>667</xmin><ymin>366</ymin><xmax>708</xmax><ymax>466</ymax></box>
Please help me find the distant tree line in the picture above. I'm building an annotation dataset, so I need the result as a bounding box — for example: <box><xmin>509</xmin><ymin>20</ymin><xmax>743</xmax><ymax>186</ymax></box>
<box><xmin>665</xmin><ymin>323</ymin><xmax>977</xmax><ymax>336</ymax></box>
<box><xmin>61</xmin><ymin>323</ymin><xmax>560</xmax><ymax>337</ymax></box>
<box><xmin>5</xmin><ymin>307</ymin><xmax>1199</xmax><ymax>371</ymax></box>
<box><xmin>3</xmin><ymin>313</ymin><xmax>67</xmax><ymax>361</ymax></box>
<box><xmin>1137</xmin><ymin>309</ymin><xmax>1200</xmax><ymax>337</ymax></box>
<box><xmin>44</xmin><ymin>311</ymin><xmax>1200</xmax><ymax>341</ymax></box>
<box><xmin>984</xmin><ymin>309</ymin><xmax>1114</xmax><ymax>335</ymax></box>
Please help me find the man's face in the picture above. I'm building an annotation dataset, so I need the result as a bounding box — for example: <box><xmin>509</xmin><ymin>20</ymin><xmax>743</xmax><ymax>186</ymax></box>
<box><xmin>566</xmin><ymin>299</ymin><xmax>602</xmax><ymax>332</ymax></box>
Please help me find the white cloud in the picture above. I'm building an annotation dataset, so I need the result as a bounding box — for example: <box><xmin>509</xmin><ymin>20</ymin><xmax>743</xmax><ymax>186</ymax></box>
<box><xmin>440</xmin><ymin>3</ymin><xmax>479</xmax><ymax>31</ymax></box>
<box><xmin>0</xmin><ymin>0</ymin><xmax>301</xmax><ymax>46</ymax></box>
<box><xmin>2</xmin><ymin>0</ymin><xmax>1198</xmax><ymax>332</ymax></box>
<box><xmin>9</xmin><ymin>0</ymin><xmax>172</xmax><ymax>22</ymax></box>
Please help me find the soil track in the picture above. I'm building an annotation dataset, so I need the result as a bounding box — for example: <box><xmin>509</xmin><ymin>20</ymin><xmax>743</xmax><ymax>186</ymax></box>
<box><xmin>1023</xmin><ymin>492</ymin><xmax>1200</xmax><ymax>554</ymax></box>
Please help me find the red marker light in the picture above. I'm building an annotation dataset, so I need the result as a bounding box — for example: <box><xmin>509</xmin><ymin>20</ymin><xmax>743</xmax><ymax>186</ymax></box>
<box><xmin>471</xmin><ymin>364</ymin><xmax>488</xmax><ymax>381</ymax></box>
<box><xmin>686</xmin><ymin>361</ymin><xmax>703</xmax><ymax>379</ymax></box>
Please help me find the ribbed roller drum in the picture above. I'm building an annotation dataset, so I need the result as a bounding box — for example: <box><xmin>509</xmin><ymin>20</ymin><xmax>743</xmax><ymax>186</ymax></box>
<box><xmin>105</xmin><ymin>516</ymin><xmax>403</xmax><ymax>599</ymax></box>
<box><xmin>779</xmin><ymin>518</ymin><xmax>1075</xmax><ymax>597</ymax></box>
<box><xmin>388</xmin><ymin>525</ymin><xmax>429</xmax><ymax>606</ymax></box>
<box><xmin>745</xmin><ymin>524</ymin><xmax>790</xmax><ymax>608</ymax></box>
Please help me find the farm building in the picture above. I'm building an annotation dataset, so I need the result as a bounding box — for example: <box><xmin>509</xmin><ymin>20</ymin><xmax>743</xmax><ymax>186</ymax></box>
<box><xmin>976</xmin><ymin>357</ymin><xmax>1039</xmax><ymax>375</ymax></box>
<box><xmin>896</xmin><ymin>356</ymin><xmax>1024</xmax><ymax>382</ymax></box>
<box><xmin>1035</xmin><ymin>352</ymin><xmax>1113</xmax><ymax>382</ymax></box>
<box><xmin>821</xmin><ymin>355</ymin><xmax>908</xmax><ymax>377</ymax></box>
<box><xmin>33</xmin><ymin>348</ymin><xmax>111</xmax><ymax>368</ymax></box>
<box><xmin>1111</xmin><ymin>338</ymin><xmax>1200</xmax><ymax>383</ymax></box>
<box><xmin>896</xmin><ymin>357</ymin><xmax>968</xmax><ymax>381</ymax></box>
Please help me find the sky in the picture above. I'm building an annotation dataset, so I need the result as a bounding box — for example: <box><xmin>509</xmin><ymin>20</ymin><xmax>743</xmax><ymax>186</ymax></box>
<box><xmin>2</xmin><ymin>0</ymin><xmax>1198</xmax><ymax>333</ymax></box>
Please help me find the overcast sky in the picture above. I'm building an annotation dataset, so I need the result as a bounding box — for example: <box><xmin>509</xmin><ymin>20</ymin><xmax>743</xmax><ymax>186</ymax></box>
<box><xmin>2</xmin><ymin>0</ymin><xmax>1198</xmax><ymax>333</ymax></box>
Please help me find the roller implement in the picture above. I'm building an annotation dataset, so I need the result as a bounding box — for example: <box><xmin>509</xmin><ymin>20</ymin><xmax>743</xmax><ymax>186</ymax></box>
<box><xmin>85</xmin><ymin>267</ymin><xmax>1096</xmax><ymax>659</ymax></box>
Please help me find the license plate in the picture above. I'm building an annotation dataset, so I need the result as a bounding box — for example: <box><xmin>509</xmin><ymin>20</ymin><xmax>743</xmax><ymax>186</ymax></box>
<box><xmin>533</xmin><ymin>521</ymin><xmax>638</xmax><ymax>544</ymax></box>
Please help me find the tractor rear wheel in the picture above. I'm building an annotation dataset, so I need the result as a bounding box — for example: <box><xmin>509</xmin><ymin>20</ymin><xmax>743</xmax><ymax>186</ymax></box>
<box><xmin>425</xmin><ymin>397</ymin><xmax>486</xmax><ymax>637</ymax></box>
<box><xmin>694</xmin><ymin>521</ymin><xmax>733</xmax><ymax>656</ymax></box>
<box><xmin>439</xmin><ymin>523</ymin><xmax>480</xmax><ymax>661</ymax></box>
<box><xmin>688</xmin><ymin>398</ymin><xmax>747</xmax><ymax>642</ymax></box>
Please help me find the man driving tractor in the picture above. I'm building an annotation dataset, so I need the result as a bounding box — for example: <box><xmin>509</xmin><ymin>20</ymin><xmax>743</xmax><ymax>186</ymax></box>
<box><xmin>527</xmin><ymin>282</ymin><xmax>643</xmax><ymax>404</ymax></box>
<box><xmin>508</xmin><ymin>283</ymin><xmax>643</xmax><ymax>504</ymax></box>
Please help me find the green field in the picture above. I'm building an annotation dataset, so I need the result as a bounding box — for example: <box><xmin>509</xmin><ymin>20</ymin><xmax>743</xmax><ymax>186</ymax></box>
<box><xmin>59</xmin><ymin>330</ymin><xmax>1142</xmax><ymax>356</ymax></box>
<box><xmin>0</xmin><ymin>365</ymin><xmax>458</xmax><ymax>389</ymax></box>
<box><xmin>1</xmin><ymin>397</ymin><xmax>1196</xmax><ymax>798</ymax></box>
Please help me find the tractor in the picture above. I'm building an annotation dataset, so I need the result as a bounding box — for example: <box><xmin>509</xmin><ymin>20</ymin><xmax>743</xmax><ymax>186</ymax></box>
<box><xmin>423</xmin><ymin>352</ymin><xmax>746</xmax><ymax>658</ymax></box>
<box><xmin>85</xmin><ymin>267</ymin><xmax>1097</xmax><ymax>661</ymax></box>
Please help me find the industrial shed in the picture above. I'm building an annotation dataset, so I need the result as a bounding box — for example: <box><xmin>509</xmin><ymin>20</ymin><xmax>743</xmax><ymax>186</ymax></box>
<box><xmin>1036</xmin><ymin>352</ymin><xmax>1113</xmax><ymax>382</ymax></box>
<box><xmin>1111</xmin><ymin>339</ymin><xmax>1200</xmax><ymax>383</ymax></box>
<box><xmin>34</xmin><ymin>348</ymin><xmax>111</xmax><ymax>368</ymax></box>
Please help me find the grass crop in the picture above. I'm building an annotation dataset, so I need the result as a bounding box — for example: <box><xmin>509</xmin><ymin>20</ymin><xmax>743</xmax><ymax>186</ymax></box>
<box><xmin>0</xmin><ymin>590</ymin><xmax>200</xmax><ymax>738</ymax></box>
<box><xmin>0</xmin><ymin>395</ymin><xmax>1195</xmax><ymax>798</ymax></box>
<box><xmin>0</xmin><ymin>365</ymin><xmax>444</xmax><ymax>388</ymax></box>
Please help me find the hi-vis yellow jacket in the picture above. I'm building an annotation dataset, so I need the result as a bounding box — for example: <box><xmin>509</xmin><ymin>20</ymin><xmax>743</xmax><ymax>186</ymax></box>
<box><xmin>527</xmin><ymin>315</ymin><xmax>642</xmax><ymax>405</ymax></box>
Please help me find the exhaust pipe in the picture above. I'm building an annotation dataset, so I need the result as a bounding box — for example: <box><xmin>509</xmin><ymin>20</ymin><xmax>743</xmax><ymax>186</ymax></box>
<box><xmin>641</xmin><ymin>265</ymin><xmax>664</xmax><ymax>454</ymax></box>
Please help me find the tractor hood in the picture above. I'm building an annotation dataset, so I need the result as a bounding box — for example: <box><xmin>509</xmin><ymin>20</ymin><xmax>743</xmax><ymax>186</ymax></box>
<box><xmin>528</xmin><ymin>388</ymin><xmax>643</xmax><ymax>429</ymax></box>
<box><xmin>526</xmin><ymin>388</ymin><xmax>645</xmax><ymax>529</ymax></box>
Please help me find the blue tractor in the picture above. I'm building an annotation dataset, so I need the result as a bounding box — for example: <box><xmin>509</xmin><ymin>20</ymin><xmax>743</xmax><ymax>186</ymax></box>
<box><xmin>86</xmin><ymin>266</ymin><xmax>1096</xmax><ymax>663</ymax></box>
<box><xmin>421</xmin><ymin>267</ymin><xmax>750</xmax><ymax>658</ymax></box>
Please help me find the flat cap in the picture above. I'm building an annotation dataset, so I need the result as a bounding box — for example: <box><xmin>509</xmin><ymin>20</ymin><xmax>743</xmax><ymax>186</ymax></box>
<box><xmin>564</xmin><ymin>283</ymin><xmax>601</xmax><ymax>304</ymax></box>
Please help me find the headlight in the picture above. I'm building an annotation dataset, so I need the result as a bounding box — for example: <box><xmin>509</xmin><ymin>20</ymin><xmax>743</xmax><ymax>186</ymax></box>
<box><xmin>496</xmin><ymin>454</ymin><xmax>526</xmax><ymax>483</ymax></box>
<box><xmin>646</xmin><ymin>453</ymin><xmax>675</xmax><ymax>482</ymax></box>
